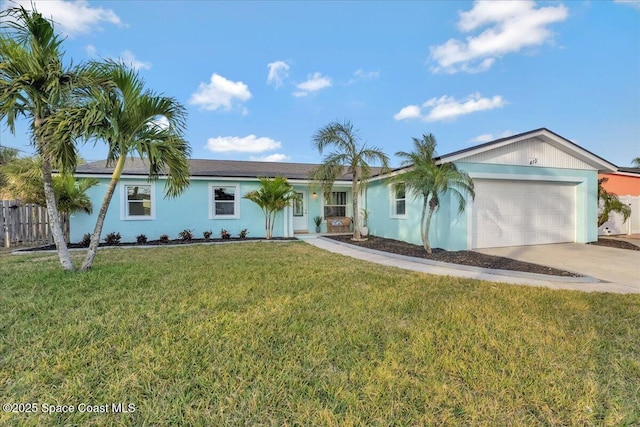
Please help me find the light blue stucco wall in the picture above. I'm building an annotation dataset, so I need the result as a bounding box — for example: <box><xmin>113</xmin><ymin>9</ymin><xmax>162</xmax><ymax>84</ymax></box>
<box><xmin>365</xmin><ymin>178</ymin><xmax>467</xmax><ymax>251</ymax></box>
<box><xmin>365</xmin><ymin>162</ymin><xmax>599</xmax><ymax>250</ymax></box>
<box><xmin>70</xmin><ymin>178</ymin><xmax>328</xmax><ymax>243</ymax></box>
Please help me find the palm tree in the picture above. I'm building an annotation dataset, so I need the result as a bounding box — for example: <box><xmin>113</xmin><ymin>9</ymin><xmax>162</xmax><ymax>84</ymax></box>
<box><xmin>0</xmin><ymin>5</ymin><xmax>87</xmax><ymax>270</ymax></box>
<box><xmin>311</xmin><ymin>120</ymin><xmax>389</xmax><ymax>240</ymax></box>
<box><xmin>632</xmin><ymin>157</ymin><xmax>640</xmax><ymax>167</ymax></box>
<box><xmin>394</xmin><ymin>134</ymin><xmax>475</xmax><ymax>254</ymax></box>
<box><xmin>47</xmin><ymin>61</ymin><xmax>191</xmax><ymax>271</ymax></box>
<box><xmin>244</xmin><ymin>176</ymin><xmax>299</xmax><ymax>239</ymax></box>
<box><xmin>598</xmin><ymin>177</ymin><xmax>631</xmax><ymax>227</ymax></box>
<box><xmin>0</xmin><ymin>156</ymin><xmax>97</xmax><ymax>215</ymax></box>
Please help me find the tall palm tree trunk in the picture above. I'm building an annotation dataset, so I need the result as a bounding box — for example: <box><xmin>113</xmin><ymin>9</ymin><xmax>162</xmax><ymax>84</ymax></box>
<box><xmin>352</xmin><ymin>169</ymin><xmax>361</xmax><ymax>240</ymax></box>
<box><xmin>80</xmin><ymin>156</ymin><xmax>127</xmax><ymax>271</ymax></box>
<box><xmin>41</xmin><ymin>155</ymin><xmax>75</xmax><ymax>271</ymax></box>
<box><xmin>420</xmin><ymin>197</ymin><xmax>429</xmax><ymax>253</ymax></box>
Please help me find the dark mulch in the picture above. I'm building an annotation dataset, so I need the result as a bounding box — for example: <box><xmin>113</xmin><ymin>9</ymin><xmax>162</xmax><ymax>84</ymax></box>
<box><xmin>588</xmin><ymin>238</ymin><xmax>640</xmax><ymax>251</ymax></box>
<box><xmin>15</xmin><ymin>237</ymin><xmax>297</xmax><ymax>252</ymax></box>
<box><xmin>326</xmin><ymin>234</ymin><xmax>582</xmax><ymax>277</ymax></box>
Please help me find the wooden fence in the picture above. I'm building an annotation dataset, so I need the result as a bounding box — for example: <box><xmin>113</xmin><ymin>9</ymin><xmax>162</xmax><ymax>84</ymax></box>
<box><xmin>0</xmin><ymin>200</ymin><xmax>69</xmax><ymax>248</ymax></box>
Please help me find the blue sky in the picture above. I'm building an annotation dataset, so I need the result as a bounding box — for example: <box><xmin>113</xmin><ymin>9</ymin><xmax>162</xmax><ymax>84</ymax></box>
<box><xmin>1</xmin><ymin>0</ymin><xmax>639</xmax><ymax>167</ymax></box>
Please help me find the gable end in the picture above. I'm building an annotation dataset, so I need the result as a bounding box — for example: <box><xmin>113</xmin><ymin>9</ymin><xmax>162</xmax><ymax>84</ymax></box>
<box><xmin>455</xmin><ymin>136</ymin><xmax>597</xmax><ymax>170</ymax></box>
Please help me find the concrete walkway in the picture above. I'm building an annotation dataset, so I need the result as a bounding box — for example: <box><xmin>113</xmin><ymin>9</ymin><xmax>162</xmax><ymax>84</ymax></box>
<box><xmin>301</xmin><ymin>236</ymin><xmax>640</xmax><ymax>294</ymax></box>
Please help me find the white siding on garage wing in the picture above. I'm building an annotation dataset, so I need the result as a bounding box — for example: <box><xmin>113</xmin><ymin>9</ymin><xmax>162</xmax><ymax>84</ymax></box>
<box><xmin>471</xmin><ymin>180</ymin><xmax>577</xmax><ymax>249</ymax></box>
<box><xmin>457</xmin><ymin>137</ymin><xmax>597</xmax><ymax>170</ymax></box>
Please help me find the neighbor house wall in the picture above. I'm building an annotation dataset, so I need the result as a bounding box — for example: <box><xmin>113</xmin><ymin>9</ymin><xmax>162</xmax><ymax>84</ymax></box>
<box><xmin>599</xmin><ymin>173</ymin><xmax>640</xmax><ymax>196</ymax></box>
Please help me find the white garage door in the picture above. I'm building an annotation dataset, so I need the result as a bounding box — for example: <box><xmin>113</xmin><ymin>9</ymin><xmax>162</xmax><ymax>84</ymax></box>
<box><xmin>472</xmin><ymin>180</ymin><xmax>576</xmax><ymax>249</ymax></box>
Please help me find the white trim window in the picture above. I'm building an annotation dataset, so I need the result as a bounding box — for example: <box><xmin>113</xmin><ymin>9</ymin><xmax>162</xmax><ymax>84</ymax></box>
<box><xmin>210</xmin><ymin>184</ymin><xmax>240</xmax><ymax>219</ymax></box>
<box><xmin>324</xmin><ymin>191</ymin><xmax>347</xmax><ymax>218</ymax></box>
<box><xmin>390</xmin><ymin>182</ymin><xmax>407</xmax><ymax>218</ymax></box>
<box><xmin>121</xmin><ymin>183</ymin><xmax>155</xmax><ymax>220</ymax></box>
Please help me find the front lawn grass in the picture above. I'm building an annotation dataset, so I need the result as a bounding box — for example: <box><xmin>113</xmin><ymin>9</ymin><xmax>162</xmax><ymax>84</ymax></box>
<box><xmin>1</xmin><ymin>242</ymin><xmax>639</xmax><ymax>426</ymax></box>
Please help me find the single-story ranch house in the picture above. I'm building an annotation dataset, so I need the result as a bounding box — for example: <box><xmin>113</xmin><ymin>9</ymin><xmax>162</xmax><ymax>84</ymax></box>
<box><xmin>72</xmin><ymin>128</ymin><xmax>617</xmax><ymax>250</ymax></box>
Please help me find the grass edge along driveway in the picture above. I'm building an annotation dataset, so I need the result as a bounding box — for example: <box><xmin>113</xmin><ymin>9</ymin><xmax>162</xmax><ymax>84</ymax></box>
<box><xmin>1</xmin><ymin>242</ymin><xmax>639</xmax><ymax>426</ymax></box>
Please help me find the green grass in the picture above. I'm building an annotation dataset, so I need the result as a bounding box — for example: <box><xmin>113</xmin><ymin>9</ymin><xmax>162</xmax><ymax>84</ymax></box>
<box><xmin>1</xmin><ymin>242</ymin><xmax>639</xmax><ymax>426</ymax></box>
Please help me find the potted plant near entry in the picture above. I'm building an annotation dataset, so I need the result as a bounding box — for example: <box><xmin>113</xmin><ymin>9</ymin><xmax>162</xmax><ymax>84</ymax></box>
<box><xmin>313</xmin><ymin>216</ymin><xmax>323</xmax><ymax>233</ymax></box>
<box><xmin>360</xmin><ymin>209</ymin><xmax>369</xmax><ymax>237</ymax></box>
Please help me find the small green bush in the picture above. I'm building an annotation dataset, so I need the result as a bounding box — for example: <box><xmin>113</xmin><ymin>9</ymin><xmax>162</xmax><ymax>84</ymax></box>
<box><xmin>203</xmin><ymin>230</ymin><xmax>213</xmax><ymax>240</ymax></box>
<box><xmin>239</xmin><ymin>229</ymin><xmax>248</xmax><ymax>239</ymax></box>
<box><xmin>136</xmin><ymin>234</ymin><xmax>148</xmax><ymax>244</ymax></box>
<box><xmin>159</xmin><ymin>234</ymin><xmax>170</xmax><ymax>244</ymax></box>
<box><xmin>220</xmin><ymin>229</ymin><xmax>231</xmax><ymax>240</ymax></box>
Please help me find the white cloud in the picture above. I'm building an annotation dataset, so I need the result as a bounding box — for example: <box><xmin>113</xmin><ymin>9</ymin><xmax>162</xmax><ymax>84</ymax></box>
<box><xmin>469</xmin><ymin>130</ymin><xmax>513</xmax><ymax>143</ymax></box>
<box><xmin>120</xmin><ymin>50</ymin><xmax>151</xmax><ymax>71</ymax></box>
<box><xmin>85</xmin><ymin>44</ymin><xmax>97</xmax><ymax>56</ymax></box>
<box><xmin>6</xmin><ymin>0</ymin><xmax>123</xmax><ymax>37</ymax></box>
<box><xmin>293</xmin><ymin>72</ymin><xmax>332</xmax><ymax>97</ymax></box>
<box><xmin>430</xmin><ymin>0</ymin><xmax>568</xmax><ymax>74</ymax></box>
<box><xmin>348</xmin><ymin>69</ymin><xmax>380</xmax><ymax>84</ymax></box>
<box><xmin>205</xmin><ymin>135</ymin><xmax>281</xmax><ymax>153</ymax></box>
<box><xmin>249</xmin><ymin>153</ymin><xmax>291</xmax><ymax>162</ymax></box>
<box><xmin>393</xmin><ymin>105</ymin><xmax>422</xmax><ymax>121</ymax></box>
<box><xmin>190</xmin><ymin>74</ymin><xmax>252</xmax><ymax>112</ymax></box>
<box><xmin>267</xmin><ymin>61</ymin><xmax>290</xmax><ymax>88</ymax></box>
<box><xmin>394</xmin><ymin>93</ymin><xmax>506</xmax><ymax>122</ymax></box>
<box><xmin>613</xmin><ymin>0</ymin><xmax>640</xmax><ymax>10</ymax></box>
<box><xmin>615</xmin><ymin>0</ymin><xmax>640</xmax><ymax>10</ymax></box>
<box><xmin>149</xmin><ymin>116</ymin><xmax>170</xmax><ymax>131</ymax></box>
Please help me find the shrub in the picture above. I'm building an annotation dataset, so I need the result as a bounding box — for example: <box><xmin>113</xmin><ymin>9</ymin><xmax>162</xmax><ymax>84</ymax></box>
<box><xmin>159</xmin><ymin>234</ymin><xmax>170</xmax><ymax>244</ymax></box>
<box><xmin>178</xmin><ymin>229</ymin><xmax>193</xmax><ymax>242</ymax></box>
<box><xmin>104</xmin><ymin>232</ymin><xmax>121</xmax><ymax>246</ymax></box>
<box><xmin>136</xmin><ymin>234</ymin><xmax>148</xmax><ymax>244</ymax></box>
<box><xmin>239</xmin><ymin>229</ymin><xmax>248</xmax><ymax>239</ymax></box>
<box><xmin>203</xmin><ymin>230</ymin><xmax>213</xmax><ymax>241</ymax></box>
<box><xmin>80</xmin><ymin>233</ymin><xmax>91</xmax><ymax>247</ymax></box>
<box><xmin>220</xmin><ymin>229</ymin><xmax>231</xmax><ymax>240</ymax></box>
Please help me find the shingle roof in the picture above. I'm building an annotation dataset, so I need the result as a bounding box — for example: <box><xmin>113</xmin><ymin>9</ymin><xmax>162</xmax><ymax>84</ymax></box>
<box><xmin>76</xmin><ymin>158</ymin><xmax>375</xmax><ymax>181</ymax></box>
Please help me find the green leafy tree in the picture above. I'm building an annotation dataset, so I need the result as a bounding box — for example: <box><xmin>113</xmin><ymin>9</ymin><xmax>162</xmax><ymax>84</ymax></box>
<box><xmin>0</xmin><ymin>147</ymin><xmax>20</xmax><ymax>195</ymax></box>
<box><xmin>598</xmin><ymin>177</ymin><xmax>631</xmax><ymax>228</ymax></box>
<box><xmin>311</xmin><ymin>120</ymin><xmax>389</xmax><ymax>240</ymax></box>
<box><xmin>393</xmin><ymin>134</ymin><xmax>475</xmax><ymax>254</ymax></box>
<box><xmin>0</xmin><ymin>5</ymin><xmax>88</xmax><ymax>269</ymax></box>
<box><xmin>244</xmin><ymin>176</ymin><xmax>299</xmax><ymax>239</ymax></box>
<box><xmin>46</xmin><ymin>61</ymin><xmax>191</xmax><ymax>270</ymax></box>
<box><xmin>632</xmin><ymin>157</ymin><xmax>640</xmax><ymax>167</ymax></box>
<box><xmin>0</xmin><ymin>156</ymin><xmax>97</xmax><ymax>215</ymax></box>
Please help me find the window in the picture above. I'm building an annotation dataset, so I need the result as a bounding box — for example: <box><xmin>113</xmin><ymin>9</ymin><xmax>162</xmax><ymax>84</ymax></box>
<box><xmin>324</xmin><ymin>191</ymin><xmax>347</xmax><ymax>218</ymax></box>
<box><xmin>210</xmin><ymin>184</ymin><xmax>240</xmax><ymax>218</ymax></box>
<box><xmin>392</xmin><ymin>183</ymin><xmax>406</xmax><ymax>218</ymax></box>
<box><xmin>122</xmin><ymin>183</ymin><xmax>154</xmax><ymax>220</ymax></box>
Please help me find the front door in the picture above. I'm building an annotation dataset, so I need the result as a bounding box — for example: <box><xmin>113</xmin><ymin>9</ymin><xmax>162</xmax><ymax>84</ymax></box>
<box><xmin>293</xmin><ymin>191</ymin><xmax>307</xmax><ymax>232</ymax></box>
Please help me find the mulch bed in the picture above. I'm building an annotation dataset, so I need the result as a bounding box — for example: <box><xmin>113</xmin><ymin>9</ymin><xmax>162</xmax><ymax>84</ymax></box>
<box><xmin>588</xmin><ymin>238</ymin><xmax>640</xmax><ymax>251</ymax></box>
<box><xmin>326</xmin><ymin>234</ymin><xmax>582</xmax><ymax>277</ymax></box>
<box><xmin>15</xmin><ymin>237</ymin><xmax>297</xmax><ymax>252</ymax></box>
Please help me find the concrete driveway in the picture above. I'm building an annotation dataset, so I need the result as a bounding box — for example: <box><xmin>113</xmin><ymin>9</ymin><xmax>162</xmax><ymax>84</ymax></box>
<box><xmin>475</xmin><ymin>243</ymin><xmax>640</xmax><ymax>292</ymax></box>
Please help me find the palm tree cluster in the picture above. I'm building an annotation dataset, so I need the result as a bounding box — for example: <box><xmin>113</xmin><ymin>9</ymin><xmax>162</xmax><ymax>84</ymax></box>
<box><xmin>311</xmin><ymin>120</ymin><xmax>390</xmax><ymax>241</ymax></box>
<box><xmin>244</xmin><ymin>177</ymin><xmax>299</xmax><ymax>240</ymax></box>
<box><xmin>0</xmin><ymin>5</ymin><xmax>191</xmax><ymax>271</ymax></box>
<box><xmin>393</xmin><ymin>134</ymin><xmax>475</xmax><ymax>254</ymax></box>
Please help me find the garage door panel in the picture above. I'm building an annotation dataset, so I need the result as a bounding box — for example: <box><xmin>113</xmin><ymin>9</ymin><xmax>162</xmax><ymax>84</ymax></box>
<box><xmin>472</xmin><ymin>180</ymin><xmax>576</xmax><ymax>249</ymax></box>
